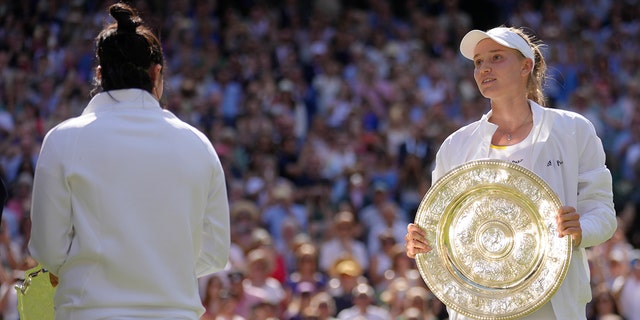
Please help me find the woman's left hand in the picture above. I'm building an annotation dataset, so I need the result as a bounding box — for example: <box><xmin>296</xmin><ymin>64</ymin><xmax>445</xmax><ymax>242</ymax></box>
<box><xmin>556</xmin><ymin>206</ymin><xmax>582</xmax><ymax>247</ymax></box>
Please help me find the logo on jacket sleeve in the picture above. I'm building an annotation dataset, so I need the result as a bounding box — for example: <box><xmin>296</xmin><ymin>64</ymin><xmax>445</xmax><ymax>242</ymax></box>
<box><xmin>546</xmin><ymin>160</ymin><xmax>564</xmax><ymax>167</ymax></box>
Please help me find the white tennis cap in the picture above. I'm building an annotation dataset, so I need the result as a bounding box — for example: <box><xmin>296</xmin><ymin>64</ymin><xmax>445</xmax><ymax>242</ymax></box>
<box><xmin>460</xmin><ymin>27</ymin><xmax>535</xmax><ymax>66</ymax></box>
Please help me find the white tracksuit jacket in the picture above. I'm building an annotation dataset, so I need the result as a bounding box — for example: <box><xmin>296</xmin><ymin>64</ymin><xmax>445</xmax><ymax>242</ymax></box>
<box><xmin>432</xmin><ymin>101</ymin><xmax>617</xmax><ymax>320</ymax></box>
<box><xmin>29</xmin><ymin>89</ymin><xmax>230</xmax><ymax>320</ymax></box>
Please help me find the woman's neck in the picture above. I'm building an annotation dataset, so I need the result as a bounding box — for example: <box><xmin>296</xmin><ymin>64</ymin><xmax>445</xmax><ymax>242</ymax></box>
<box><xmin>489</xmin><ymin>99</ymin><xmax>532</xmax><ymax>130</ymax></box>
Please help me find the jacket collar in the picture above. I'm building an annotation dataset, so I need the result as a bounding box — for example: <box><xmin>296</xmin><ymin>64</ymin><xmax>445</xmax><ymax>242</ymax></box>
<box><xmin>475</xmin><ymin>100</ymin><xmax>553</xmax><ymax>160</ymax></box>
<box><xmin>83</xmin><ymin>89</ymin><xmax>161</xmax><ymax>115</ymax></box>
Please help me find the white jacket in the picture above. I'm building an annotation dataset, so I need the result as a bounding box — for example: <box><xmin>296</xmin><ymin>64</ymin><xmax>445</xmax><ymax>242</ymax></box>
<box><xmin>29</xmin><ymin>89</ymin><xmax>230</xmax><ymax>320</ymax></box>
<box><xmin>433</xmin><ymin>101</ymin><xmax>616</xmax><ymax>319</ymax></box>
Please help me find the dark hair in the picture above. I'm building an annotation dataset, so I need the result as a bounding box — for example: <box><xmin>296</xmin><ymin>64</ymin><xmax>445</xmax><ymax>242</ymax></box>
<box><xmin>93</xmin><ymin>2</ymin><xmax>163</xmax><ymax>94</ymax></box>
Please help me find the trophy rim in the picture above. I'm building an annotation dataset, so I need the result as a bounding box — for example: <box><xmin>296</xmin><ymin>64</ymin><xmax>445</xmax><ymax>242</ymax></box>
<box><xmin>414</xmin><ymin>159</ymin><xmax>572</xmax><ymax>320</ymax></box>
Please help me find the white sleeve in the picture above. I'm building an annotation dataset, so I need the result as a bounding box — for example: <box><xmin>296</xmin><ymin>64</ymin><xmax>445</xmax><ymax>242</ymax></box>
<box><xmin>195</xmin><ymin>152</ymin><xmax>230</xmax><ymax>277</ymax></box>
<box><xmin>29</xmin><ymin>131</ymin><xmax>74</xmax><ymax>275</ymax></box>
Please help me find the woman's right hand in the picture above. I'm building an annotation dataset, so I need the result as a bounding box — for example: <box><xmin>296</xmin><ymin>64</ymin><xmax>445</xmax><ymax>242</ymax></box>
<box><xmin>405</xmin><ymin>223</ymin><xmax>432</xmax><ymax>259</ymax></box>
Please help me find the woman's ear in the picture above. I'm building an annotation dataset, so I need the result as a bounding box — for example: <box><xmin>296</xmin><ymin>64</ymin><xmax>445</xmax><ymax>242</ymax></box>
<box><xmin>96</xmin><ymin>66</ymin><xmax>102</xmax><ymax>80</ymax></box>
<box><xmin>150</xmin><ymin>64</ymin><xmax>163</xmax><ymax>100</ymax></box>
<box><xmin>521</xmin><ymin>59</ymin><xmax>533</xmax><ymax>76</ymax></box>
<box><xmin>150</xmin><ymin>64</ymin><xmax>162</xmax><ymax>82</ymax></box>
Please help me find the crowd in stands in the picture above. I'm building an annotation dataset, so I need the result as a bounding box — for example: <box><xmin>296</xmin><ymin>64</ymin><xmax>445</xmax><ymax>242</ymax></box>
<box><xmin>0</xmin><ymin>0</ymin><xmax>640</xmax><ymax>319</ymax></box>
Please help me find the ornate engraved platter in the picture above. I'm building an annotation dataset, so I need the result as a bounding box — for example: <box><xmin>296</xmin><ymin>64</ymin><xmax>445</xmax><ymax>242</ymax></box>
<box><xmin>414</xmin><ymin>159</ymin><xmax>571</xmax><ymax>320</ymax></box>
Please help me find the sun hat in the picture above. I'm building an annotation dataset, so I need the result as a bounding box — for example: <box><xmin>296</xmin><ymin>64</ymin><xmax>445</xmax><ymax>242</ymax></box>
<box><xmin>331</xmin><ymin>258</ymin><xmax>363</xmax><ymax>278</ymax></box>
<box><xmin>460</xmin><ymin>27</ymin><xmax>534</xmax><ymax>67</ymax></box>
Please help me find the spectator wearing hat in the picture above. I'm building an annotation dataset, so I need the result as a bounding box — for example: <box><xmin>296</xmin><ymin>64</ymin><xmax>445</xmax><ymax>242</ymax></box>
<box><xmin>262</xmin><ymin>179</ymin><xmax>308</xmax><ymax>255</ymax></box>
<box><xmin>302</xmin><ymin>291</ymin><xmax>339</xmax><ymax>320</ymax></box>
<box><xmin>286</xmin><ymin>242</ymin><xmax>328</xmax><ymax>295</ymax></box>
<box><xmin>336</xmin><ymin>283</ymin><xmax>392</xmax><ymax>320</ymax></box>
<box><xmin>228</xmin><ymin>200</ymin><xmax>261</xmax><ymax>269</ymax></box>
<box><xmin>283</xmin><ymin>232</ymin><xmax>313</xmax><ymax>274</ymax></box>
<box><xmin>326</xmin><ymin>257</ymin><xmax>366</xmax><ymax>313</ymax></box>
<box><xmin>402</xmin><ymin>286</ymin><xmax>441</xmax><ymax>320</ymax></box>
<box><xmin>379</xmin><ymin>277</ymin><xmax>412</xmax><ymax>318</ymax></box>
<box><xmin>399</xmin><ymin>307</ymin><xmax>423</xmax><ymax>320</ymax></box>
<box><xmin>319</xmin><ymin>211</ymin><xmax>369</xmax><ymax>275</ymax></box>
<box><xmin>243</xmin><ymin>247</ymin><xmax>286</xmax><ymax>317</ymax></box>
<box><xmin>248</xmin><ymin>228</ymin><xmax>287</xmax><ymax>284</ymax></box>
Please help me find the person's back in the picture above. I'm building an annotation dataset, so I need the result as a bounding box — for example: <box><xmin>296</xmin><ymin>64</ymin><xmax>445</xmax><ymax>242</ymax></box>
<box><xmin>28</xmin><ymin>3</ymin><xmax>230</xmax><ymax>319</ymax></box>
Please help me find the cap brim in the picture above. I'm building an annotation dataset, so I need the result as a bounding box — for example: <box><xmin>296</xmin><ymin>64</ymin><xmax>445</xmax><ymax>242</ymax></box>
<box><xmin>460</xmin><ymin>30</ymin><xmax>491</xmax><ymax>60</ymax></box>
<box><xmin>460</xmin><ymin>28</ymin><xmax>534</xmax><ymax>63</ymax></box>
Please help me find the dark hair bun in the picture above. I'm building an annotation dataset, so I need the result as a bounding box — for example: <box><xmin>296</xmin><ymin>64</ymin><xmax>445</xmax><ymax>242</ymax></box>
<box><xmin>95</xmin><ymin>2</ymin><xmax>163</xmax><ymax>93</ymax></box>
<box><xmin>110</xmin><ymin>3</ymin><xmax>142</xmax><ymax>34</ymax></box>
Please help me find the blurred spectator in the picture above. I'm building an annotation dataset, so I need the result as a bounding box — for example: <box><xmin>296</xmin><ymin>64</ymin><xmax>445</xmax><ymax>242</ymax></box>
<box><xmin>228</xmin><ymin>269</ymin><xmax>264</xmax><ymax>319</ymax></box>
<box><xmin>228</xmin><ymin>200</ymin><xmax>261</xmax><ymax>269</ymax></box>
<box><xmin>379</xmin><ymin>277</ymin><xmax>412</xmax><ymax>318</ymax></box>
<box><xmin>336</xmin><ymin>282</ymin><xmax>392</xmax><ymax>320</ymax></box>
<box><xmin>303</xmin><ymin>291</ymin><xmax>339</xmax><ymax>320</ymax></box>
<box><xmin>589</xmin><ymin>220</ymin><xmax>635</xmax><ymax>288</ymax></box>
<box><xmin>368</xmin><ymin>230</ymin><xmax>398</xmax><ymax>290</ymax></box>
<box><xmin>249</xmin><ymin>300</ymin><xmax>279</xmax><ymax>320</ymax></box>
<box><xmin>201</xmin><ymin>274</ymin><xmax>226</xmax><ymax>318</ymax></box>
<box><xmin>269</xmin><ymin>78</ymin><xmax>308</xmax><ymax>141</ymax></box>
<box><xmin>248</xmin><ymin>228</ymin><xmax>287</xmax><ymax>285</ymax></box>
<box><xmin>262</xmin><ymin>179</ymin><xmax>308</xmax><ymax>255</ymax></box>
<box><xmin>358</xmin><ymin>181</ymin><xmax>396</xmax><ymax>232</ymax></box>
<box><xmin>243</xmin><ymin>248</ymin><xmax>286</xmax><ymax>316</ymax></box>
<box><xmin>403</xmin><ymin>286</ymin><xmax>441</xmax><ymax>320</ymax></box>
<box><xmin>282</xmin><ymin>281</ymin><xmax>317</xmax><ymax>320</ymax></box>
<box><xmin>326</xmin><ymin>257</ymin><xmax>367</xmax><ymax>313</ymax></box>
<box><xmin>588</xmin><ymin>284</ymin><xmax>624</xmax><ymax>320</ymax></box>
<box><xmin>366</xmin><ymin>201</ymin><xmax>408</xmax><ymax>256</ymax></box>
<box><xmin>3</xmin><ymin>172</ymin><xmax>32</xmax><ymax>241</ymax></box>
<box><xmin>283</xmin><ymin>232</ymin><xmax>313</xmax><ymax>275</ymax></box>
<box><xmin>0</xmin><ymin>255</ymin><xmax>37</xmax><ymax>320</ymax></box>
<box><xmin>319</xmin><ymin>211</ymin><xmax>369</xmax><ymax>275</ymax></box>
<box><xmin>335</xmin><ymin>171</ymin><xmax>371</xmax><ymax>214</ymax></box>
<box><xmin>285</xmin><ymin>242</ymin><xmax>328</xmax><ymax>296</ymax></box>
<box><xmin>201</xmin><ymin>288</ymin><xmax>245</xmax><ymax>320</ymax></box>
<box><xmin>378</xmin><ymin>244</ymin><xmax>422</xmax><ymax>293</ymax></box>
<box><xmin>615</xmin><ymin>252</ymin><xmax>640</xmax><ymax>320</ymax></box>
<box><xmin>303</xmin><ymin>177</ymin><xmax>334</xmax><ymax>242</ymax></box>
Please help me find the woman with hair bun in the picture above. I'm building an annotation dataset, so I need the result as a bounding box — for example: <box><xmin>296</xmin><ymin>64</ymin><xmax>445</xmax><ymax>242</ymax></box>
<box><xmin>28</xmin><ymin>3</ymin><xmax>230</xmax><ymax>319</ymax></box>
